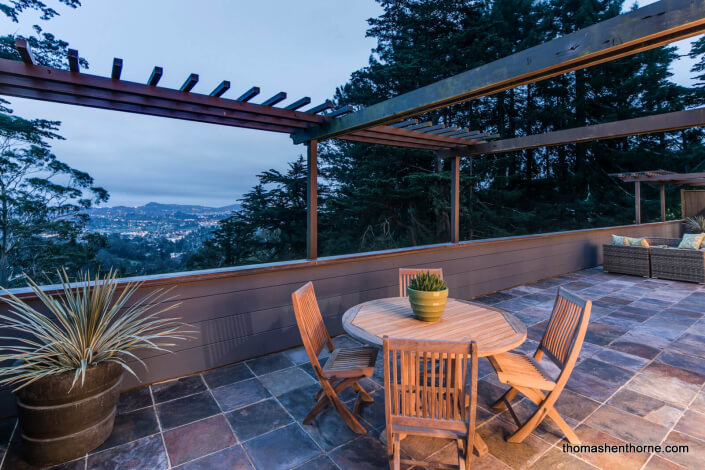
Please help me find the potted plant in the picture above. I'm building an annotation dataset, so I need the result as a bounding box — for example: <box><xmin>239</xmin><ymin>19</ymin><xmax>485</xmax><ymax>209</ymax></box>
<box><xmin>0</xmin><ymin>269</ymin><xmax>192</xmax><ymax>467</ymax></box>
<box><xmin>406</xmin><ymin>271</ymin><xmax>448</xmax><ymax>322</ymax></box>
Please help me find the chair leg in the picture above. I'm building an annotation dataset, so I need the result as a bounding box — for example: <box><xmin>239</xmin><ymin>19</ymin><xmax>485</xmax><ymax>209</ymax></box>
<box><xmin>457</xmin><ymin>438</ymin><xmax>467</xmax><ymax>470</ymax></box>
<box><xmin>491</xmin><ymin>387</ymin><xmax>519</xmax><ymax>410</ymax></box>
<box><xmin>547</xmin><ymin>407</ymin><xmax>581</xmax><ymax>444</ymax></box>
<box><xmin>352</xmin><ymin>381</ymin><xmax>374</xmax><ymax>402</ymax></box>
<box><xmin>393</xmin><ymin>434</ymin><xmax>401</xmax><ymax>470</ymax></box>
<box><xmin>329</xmin><ymin>391</ymin><xmax>367</xmax><ymax>434</ymax></box>
<box><xmin>303</xmin><ymin>395</ymin><xmax>329</xmax><ymax>425</ymax></box>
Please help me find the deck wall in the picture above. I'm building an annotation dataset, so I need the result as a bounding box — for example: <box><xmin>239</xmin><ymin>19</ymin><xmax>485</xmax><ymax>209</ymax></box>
<box><xmin>0</xmin><ymin>220</ymin><xmax>681</xmax><ymax>416</ymax></box>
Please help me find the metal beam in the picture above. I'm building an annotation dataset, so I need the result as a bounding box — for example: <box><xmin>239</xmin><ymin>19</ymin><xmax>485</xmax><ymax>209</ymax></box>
<box><xmin>451</xmin><ymin>156</ymin><xmax>460</xmax><ymax>243</ymax></box>
<box><xmin>307</xmin><ymin>140</ymin><xmax>318</xmax><ymax>260</ymax></box>
<box><xmin>14</xmin><ymin>38</ymin><xmax>33</xmax><ymax>65</ymax></box>
<box><xmin>305</xmin><ymin>100</ymin><xmax>333</xmax><ymax>114</ymax></box>
<box><xmin>262</xmin><ymin>92</ymin><xmax>286</xmax><ymax>107</ymax></box>
<box><xmin>406</xmin><ymin>121</ymin><xmax>433</xmax><ymax>131</ymax></box>
<box><xmin>284</xmin><ymin>97</ymin><xmax>311</xmax><ymax>110</ymax></box>
<box><xmin>635</xmin><ymin>181</ymin><xmax>642</xmax><ymax>224</ymax></box>
<box><xmin>111</xmin><ymin>58</ymin><xmax>123</xmax><ymax>80</ymax></box>
<box><xmin>327</xmin><ymin>105</ymin><xmax>353</xmax><ymax>118</ymax></box>
<box><xmin>210</xmin><ymin>80</ymin><xmax>230</xmax><ymax>97</ymax></box>
<box><xmin>428</xmin><ymin>126</ymin><xmax>458</xmax><ymax>135</ymax></box>
<box><xmin>148</xmin><ymin>66</ymin><xmax>163</xmax><ymax>86</ymax></box>
<box><xmin>438</xmin><ymin>107</ymin><xmax>705</xmax><ymax>158</ymax></box>
<box><xmin>419</xmin><ymin>123</ymin><xmax>446</xmax><ymax>133</ymax></box>
<box><xmin>390</xmin><ymin>119</ymin><xmax>418</xmax><ymax>128</ymax></box>
<box><xmin>180</xmin><ymin>73</ymin><xmax>198</xmax><ymax>92</ymax></box>
<box><xmin>68</xmin><ymin>49</ymin><xmax>79</xmax><ymax>72</ymax></box>
<box><xmin>237</xmin><ymin>86</ymin><xmax>259</xmax><ymax>102</ymax></box>
<box><xmin>292</xmin><ymin>0</ymin><xmax>705</xmax><ymax>144</ymax></box>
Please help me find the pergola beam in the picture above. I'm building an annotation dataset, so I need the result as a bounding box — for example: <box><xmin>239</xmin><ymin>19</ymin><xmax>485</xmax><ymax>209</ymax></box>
<box><xmin>450</xmin><ymin>156</ymin><xmax>460</xmax><ymax>243</ymax></box>
<box><xmin>292</xmin><ymin>0</ymin><xmax>705</xmax><ymax>144</ymax></box>
<box><xmin>15</xmin><ymin>38</ymin><xmax>33</xmax><ymax>65</ymax></box>
<box><xmin>262</xmin><ymin>92</ymin><xmax>286</xmax><ymax>106</ymax></box>
<box><xmin>111</xmin><ymin>58</ymin><xmax>123</xmax><ymax>80</ymax></box>
<box><xmin>236</xmin><ymin>86</ymin><xmax>259</xmax><ymax>102</ymax></box>
<box><xmin>437</xmin><ymin>107</ymin><xmax>705</xmax><ymax>158</ymax></box>
<box><xmin>148</xmin><ymin>66</ymin><xmax>163</xmax><ymax>86</ymax></box>
<box><xmin>180</xmin><ymin>73</ymin><xmax>199</xmax><ymax>92</ymax></box>
<box><xmin>306</xmin><ymin>140</ymin><xmax>318</xmax><ymax>260</ymax></box>
<box><xmin>284</xmin><ymin>97</ymin><xmax>311</xmax><ymax>110</ymax></box>
<box><xmin>68</xmin><ymin>49</ymin><xmax>79</xmax><ymax>72</ymax></box>
<box><xmin>210</xmin><ymin>80</ymin><xmax>230</xmax><ymax>97</ymax></box>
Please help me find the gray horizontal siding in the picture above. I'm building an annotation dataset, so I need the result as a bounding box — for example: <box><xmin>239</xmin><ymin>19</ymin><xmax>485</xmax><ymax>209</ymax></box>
<box><xmin>0</xmin><ymin>221</ymin><xmax>681</xmax><ymax>416</ymax></box>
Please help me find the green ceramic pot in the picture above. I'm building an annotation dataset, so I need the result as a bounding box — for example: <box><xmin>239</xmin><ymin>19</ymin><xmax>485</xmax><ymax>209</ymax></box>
<box><xmin>407</xmin><ymin>287</ymin><xmax>449</xmax><ymax>322</ymax></box>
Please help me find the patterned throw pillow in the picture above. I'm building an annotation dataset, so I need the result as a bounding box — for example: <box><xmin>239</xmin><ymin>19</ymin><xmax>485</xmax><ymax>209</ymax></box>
<box><xmin>624</xmin><ymin>237</ymin><xmax>649</xmax><ymax>247</ymax></box>
<box><xmin>677</xmin><ymin>233</ymin><xmax>705</xmax><ymax>250</ymax></box>
<box><xmin>611</xmin><ymin>235</ymin><xmax>625</xmax><ymax>245</ymax></box>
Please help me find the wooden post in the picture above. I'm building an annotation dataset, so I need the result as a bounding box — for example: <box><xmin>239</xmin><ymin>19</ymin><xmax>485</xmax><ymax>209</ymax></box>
<box><xmin>660</xmin><ymin>184</ymin><xmax>666</xmax><ymax>222</ymax></box>
<box><xmin>635</xmin><ymin>181</ymin><xmax>641</xmax><ymax>224</ymax></box>
<box><xmin>451</xmin><ymin>156</ymin><xmax>460</xmax><ymax>243</ymax></box>
<box><xmin>306</xmin><ymin>140</ymin><xmax>318</xmax><ymax>260</ymax></box>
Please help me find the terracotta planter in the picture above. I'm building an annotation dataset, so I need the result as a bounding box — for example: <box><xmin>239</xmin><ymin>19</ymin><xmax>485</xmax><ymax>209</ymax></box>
<box><xmin>15</xmin><ymin>361</ymin><xmax>123</xmax><ymax>467</ymax></box>
<box><xmin>407</xmin><ymin>287</ymin><xmax>449</xmax><ymax>322</ymax></box>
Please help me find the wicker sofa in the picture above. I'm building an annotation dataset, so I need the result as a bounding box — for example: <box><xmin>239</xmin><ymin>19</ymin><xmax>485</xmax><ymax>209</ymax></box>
<box><xmin>603</xmin><ymin>237</ymin><xmax>680</xmax><ymax>278</ymax></box>
<box><xmin>651</xmin><ymin>245</ymin><xmax>705</xmax><ymax>284</ymax></box>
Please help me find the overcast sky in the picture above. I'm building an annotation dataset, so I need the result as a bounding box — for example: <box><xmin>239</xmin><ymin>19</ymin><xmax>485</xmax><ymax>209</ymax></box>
<box><xmin>0</xmin><ymin>0</ymin><xmax>700</xmax><ymax>207</ymax></box>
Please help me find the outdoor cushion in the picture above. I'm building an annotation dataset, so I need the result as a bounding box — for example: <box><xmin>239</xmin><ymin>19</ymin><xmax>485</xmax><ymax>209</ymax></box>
<box><xmin>624</xmin><ymin>237</ymin><xmax>649</xmax><ymax>247</ymax></box>
<box><xmin>611</xmin><ymin>235</ymin><xmax>626</xmax><ymax>245</ymax></box>
<box><xmin>678</xmin><ymin>233</ymin><xmax>705</xmax><ymax>249</ymax></box>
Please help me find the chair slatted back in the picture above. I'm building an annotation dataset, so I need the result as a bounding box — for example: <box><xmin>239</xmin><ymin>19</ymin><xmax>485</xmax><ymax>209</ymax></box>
<box><xmin>399</xmin><ymin>268</ymin><xmax>444</xmax><ymax>297</ymax></box>
<box><xmin>383</xmin><ymin>337</ymin><xmax>477</xmax><ymax>435</ymax></box>
<box><xmin>539</xmin><ymin>287</ymin><xmax>592</xmax><ymax>370</ymax></box>
<box><xmin>292</xmin><ymin>282</ymin><xmax>333</xmax><ymax>370</ymax></box>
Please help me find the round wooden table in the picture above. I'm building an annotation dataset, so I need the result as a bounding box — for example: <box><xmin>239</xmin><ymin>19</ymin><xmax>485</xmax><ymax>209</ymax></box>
<box><xmin>342</xmin><ymin>297</ymin><xmax>527</xmax><ymax>356</ymax></box>
<box><xmin>341</xmin><ymin>296</ymin><xmax>527</xmax><ymax>456</ymax></box>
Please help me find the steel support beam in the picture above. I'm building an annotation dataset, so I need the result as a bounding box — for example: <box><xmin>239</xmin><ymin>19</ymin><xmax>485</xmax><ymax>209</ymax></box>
<box><xmin>307</xmin><ymin>140</ymin><xmax>318</xmax><ymax>260</ymax></box>
<box><xmin>635</xmin><ymin>182</ymin><xmax>642</xmax><ymax>224</ymax></box>
<box><xmin>438</xmin><ymin>107</ymin><xmax>705</xmax><ymax>158</ymax></box>
<box><xmin>292</xmin><ymin>0</ymin><xmax>705</xmax><ymax>144</ymax></box>
<box><xmin>450</xmin><ymin>157</ymin><xmax>460</xmax><ymax>243</ymax></box>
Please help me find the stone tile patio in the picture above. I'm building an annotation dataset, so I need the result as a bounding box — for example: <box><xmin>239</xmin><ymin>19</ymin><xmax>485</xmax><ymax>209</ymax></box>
<box><xmin>1</xmin><ymin>267</ymin><xmax>704</xmax><ymax>469</ymax></box>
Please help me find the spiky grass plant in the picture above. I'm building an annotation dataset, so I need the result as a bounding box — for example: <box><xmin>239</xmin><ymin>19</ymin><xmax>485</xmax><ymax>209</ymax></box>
<box><xmin>685</xmin><ymin>216</ymin><xmax>705</xmax><ymax>233</ymax></box>
<box><xmin>0</xmin><ymin>269</ymin><xmax>193</xmax><ymax>392</ymax></box>
<box><xmin>409</xmin><ymin>272</ymin><xmax>447</xmax><ymax>292</ymax></box>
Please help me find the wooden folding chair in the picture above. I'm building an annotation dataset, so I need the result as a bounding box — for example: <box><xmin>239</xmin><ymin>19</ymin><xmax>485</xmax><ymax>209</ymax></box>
<box><xmin>399</xmin><ymin>268</ymin><xmax>444</xmax><ymax>297</ymax></box>
<box><xmin>383</xmin><ymin>336</ymin><xmax>479</xmax><ymax>470</ymax></box>
<box><xmin>292</xmin><ymin>281</ymin><xmax>378</xmax><ymax>434</ymax></box>
<box><xmin>489</xmin><ymin>286</ymin><xmax>591</xmax><ymax>444</ymax></box>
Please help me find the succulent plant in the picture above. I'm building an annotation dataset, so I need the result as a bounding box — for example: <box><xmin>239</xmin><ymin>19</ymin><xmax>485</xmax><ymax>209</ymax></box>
<box><xmin>409</xmin><ymin>272</ymin><xmax>447</xmax><ymax>292</ymax></box>
<box><xmin>685</xmin><ymin>216</ymin><xmax>705</xmax><ymax>234</ymax></box>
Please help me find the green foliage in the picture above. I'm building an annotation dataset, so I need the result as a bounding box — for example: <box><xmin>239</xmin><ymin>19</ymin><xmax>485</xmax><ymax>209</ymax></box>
<box><xmin>0</xmin><ymin>269</ymin><xmax>192</xmax><ymax>391</ymax></box>
<box><xmin>685</xmin><ymin>216</ymin><xmax>705</xmax><ymax>233</ymax></box>
<box><xmin>0</xmin><ymin>102</ymin><xmax>109</xmax><ymax>286</ymax></box>
<box><xmin>409</xmin><ymin>272</ymin><xmax>447</xmax><ymax>292</ymax></box>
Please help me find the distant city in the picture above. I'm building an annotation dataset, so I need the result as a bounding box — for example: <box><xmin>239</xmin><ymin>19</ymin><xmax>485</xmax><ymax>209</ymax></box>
<box><xmin>83</xmin><ymin>202</ymin><xmax>241</xmax><ymax>241</ymax></box>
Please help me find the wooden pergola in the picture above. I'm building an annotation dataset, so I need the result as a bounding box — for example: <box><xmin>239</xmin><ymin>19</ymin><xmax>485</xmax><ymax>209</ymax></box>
<box><xmin>2</xmin><ymin>0</ymin><xmax>705</xmax><ymax>260</ymax></box>
<box><xmin>611</xmin><ymin>170</ymin><xmax>705</xmax><ymax>223</ymax></box>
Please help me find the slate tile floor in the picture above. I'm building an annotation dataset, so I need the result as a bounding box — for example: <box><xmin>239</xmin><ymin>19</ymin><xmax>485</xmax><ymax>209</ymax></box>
<box><xmin>1</xmin><ymin>267</ymin><xmax>705</xmax><ymax>469</ymax></box>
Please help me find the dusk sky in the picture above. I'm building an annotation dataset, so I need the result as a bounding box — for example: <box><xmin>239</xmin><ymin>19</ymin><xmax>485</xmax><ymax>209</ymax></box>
<box><xmin>0</xmin><ymin>0</ymin><xmax>699</xmax><ymax>207</ymax></box>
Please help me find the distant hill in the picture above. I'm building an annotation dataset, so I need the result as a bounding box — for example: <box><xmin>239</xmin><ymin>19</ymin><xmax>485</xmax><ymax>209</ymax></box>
<box><xmin>85</xmin><ymin>202</ymin><xmax>242</xmax><ymax>218</ymax></box>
